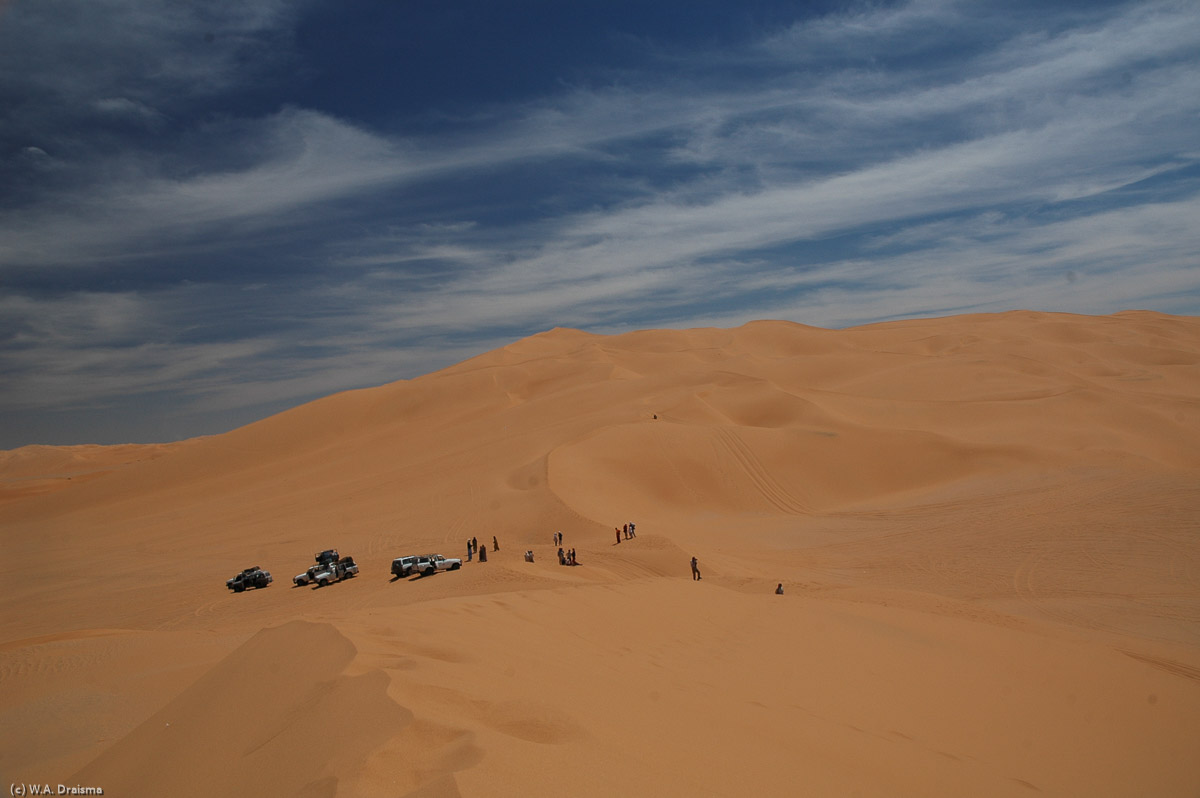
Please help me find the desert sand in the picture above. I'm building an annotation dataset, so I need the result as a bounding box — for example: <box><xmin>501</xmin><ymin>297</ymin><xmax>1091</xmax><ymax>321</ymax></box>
<box><xmin>1</xmin><ymin>310</ymin><xmax>1199</xmax><ymax>797</ymax></box>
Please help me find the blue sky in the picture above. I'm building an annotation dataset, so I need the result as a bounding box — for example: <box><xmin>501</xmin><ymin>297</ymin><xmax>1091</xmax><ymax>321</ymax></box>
<box><xmin>1</xmin><ymin>0</ymin><xmax>1198</xmax><ymax>448</ymax></box>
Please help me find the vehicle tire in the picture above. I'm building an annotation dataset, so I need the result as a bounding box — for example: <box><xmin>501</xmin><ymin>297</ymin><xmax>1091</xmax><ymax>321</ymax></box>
<box><xmin>424</xmin><ymin>568</ymin><xmax>435</xmax><ymax>577</ymax></box>
<box><xmin>450</xmin><ymin>563</ymin><xmax>460</xmax><ymax>570</ymax></box>
<box><xmin>233</xmin><ymin>583</ymin><xmax>245</xmax><ymax>593</ymax></box>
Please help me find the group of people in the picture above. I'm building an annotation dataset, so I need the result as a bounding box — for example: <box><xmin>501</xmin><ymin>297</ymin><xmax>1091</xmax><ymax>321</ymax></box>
<box><xmin>460</xmin><ymin>525</ymin><xmax>782</xmax><ymax>593</ymax></box>
<box><xmin>550</xmin><ymin>531</ymin><xmax>578</xmax><ymax>565</ymax></box>
<box><xmin>466</xmin><ymin>536</ymin><xmax>500</xmax><ymax>563</ymax></box>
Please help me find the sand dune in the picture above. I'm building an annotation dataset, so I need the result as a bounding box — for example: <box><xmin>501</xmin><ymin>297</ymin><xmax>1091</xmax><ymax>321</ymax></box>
<box><xmin>71</xmin><ymin>622</ymin><xmax>412</xmax><ymax>797</ymax></box>
<box><xmin>2</xmin><ymin>310</ymin><xmax>1199</xmax><ymax>797</ymax></box>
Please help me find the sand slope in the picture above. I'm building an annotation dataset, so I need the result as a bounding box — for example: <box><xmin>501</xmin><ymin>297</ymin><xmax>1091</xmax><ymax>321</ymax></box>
<box><xmin>71</xmin><ymin>621</ymin><xmax>411</xmax><ymax>797</ymax></box>
<box><xmin>1</xmin><ymin>310</ymin><xmax>1198</xmax><ymax>797</ymax></box>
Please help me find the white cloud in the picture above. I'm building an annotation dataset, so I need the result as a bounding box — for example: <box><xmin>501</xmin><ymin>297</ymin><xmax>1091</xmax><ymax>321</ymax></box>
<box><xmin>0</xmin><ymin>0</ymin><xmax>302</xmax><ymax>101</ymax></box>
<box><xmin>3</xmin><ymin>0</ymin><xmax>1199</xmax><ymax>446</ymax></box>
<box><xmin>0</xmin><ymin>108</ymin><xmax>416</xmax><ymax>266</ymax></box>
<box><xmin>93</xmin><ymin>97</ymin><xmax>165</xmax><ymax>125</ymax></box>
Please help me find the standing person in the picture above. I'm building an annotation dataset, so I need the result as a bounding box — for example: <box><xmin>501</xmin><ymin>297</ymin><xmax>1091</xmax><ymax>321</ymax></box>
<box><xmin>467</xmin><ymin>542</ymin><xmax>473</xmax><ymax>562</ymax></box>
<box><xmin>629</xmin><ymin>522</ymin><xmax>636</xmax><ymax>538</ymax></box>
<box><xmin>557</xmin><ymin>547</ymin><xmax>565</xmax><ymax>565</ymax></box>
<box><xmin>623</xmin><ymin>523</ymin><xmax>629</xmax><ymax>540</ymax></box>
<box><xmin>479</xmin><ymin>546</ymin><xmax>487</xmax><ymax>562</ymax></box>
<box><xmin>493</xmin><ymin>535</ymin><xmax>499</xmax><ymax>552</ymax></box>
<box><xmin>616</xmin><ymin>527</ymin><xmax>622</xmax><ymax>545</ymax></box>
<box><xmin>569</xmin><ymin>548</ymin><xmax>577</xmax><ymax>565</ymax></box>
<box><xmin>690</xmin><ymin>556</ymin><xmax>701</xmax><ymax>581</ymax></box>
<box><xmin>471</xmin><ymin>536</ymin><xmax>478</xmax><ymax>554</ymax></box>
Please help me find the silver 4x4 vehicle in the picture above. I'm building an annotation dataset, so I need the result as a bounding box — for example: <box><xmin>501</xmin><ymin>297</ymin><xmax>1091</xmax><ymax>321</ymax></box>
<box><xmin>414</xmin><ymin>554</ymin><xmax>462</xmax><ymax>577</ymax></box>
<box><xmin>294</xmin><ymin>549</ymin><xmax>358</xmax><ymax>587</ymax></box>
<box><xmin>391</xmin><ymin>555</ymin><xmax>420</xmax><ymax>578</ymax></box>
<box><xmin>227</xmin><ymin>566</ymin><xmax>272</xmax><ymax>592</ymax></box>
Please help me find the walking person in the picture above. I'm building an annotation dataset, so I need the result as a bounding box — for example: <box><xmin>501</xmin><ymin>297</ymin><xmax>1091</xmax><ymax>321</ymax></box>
<box><xmin>690</xmin><ymin>556</ymin><xmax>701</xmax><ymax>581</ymax></box>
<box><xmin>493</xmin><ymin>535</ymin><xmax>499</xmax><ymax>552</ymax></box>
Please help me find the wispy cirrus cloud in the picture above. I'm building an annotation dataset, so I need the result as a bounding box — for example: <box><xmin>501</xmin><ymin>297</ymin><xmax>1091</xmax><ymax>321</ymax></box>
<box><xmin>1</xmin><ymin>0</ymin><xmax>1198</xmax><ymax>447</ymax></box>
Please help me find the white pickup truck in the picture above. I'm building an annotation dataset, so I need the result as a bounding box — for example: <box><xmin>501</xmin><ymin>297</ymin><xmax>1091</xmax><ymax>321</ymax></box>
<box><xmin>294</xmin><ymin>550</ymin><xmax>359</xmax><ymax>587</ymax></box>
<box><xmin>414</xmin><ymin>554</ymin><xmax>462</xmax><ymax>577</ymax></box>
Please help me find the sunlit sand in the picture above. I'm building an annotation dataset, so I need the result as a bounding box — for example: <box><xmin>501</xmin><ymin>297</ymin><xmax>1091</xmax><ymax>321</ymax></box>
<box><xmin>2</xmin><ymin>310</ymin><xmax>1198</xmax><ymax>797</ymax></box>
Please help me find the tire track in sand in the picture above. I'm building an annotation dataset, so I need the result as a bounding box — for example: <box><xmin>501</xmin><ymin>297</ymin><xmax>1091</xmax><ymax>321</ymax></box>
<box><xmin>714</xmin><ymin>427</ymin><xmax>808</xmax><ymax>515</ymax></box>
<box><xmin>1119</xmin><ymin>649</ymin><xmax>1200</xmax><ymax>682</ymax></box>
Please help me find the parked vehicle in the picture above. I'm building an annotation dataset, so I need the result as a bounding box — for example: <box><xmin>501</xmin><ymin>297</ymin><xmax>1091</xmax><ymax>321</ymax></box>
<box><xmin>227</xmin><ymin>566</ymin><xmax>272</xmax><ymax>592</ymax></box>
<box><xmin>414</xmin><ymin>554</ymin><xmax>462</xmax><ymax>577</ymax></box>
<box><xmin>391</xmin><ymin>555</ymin><xmax>421</xmax><ymax>578</ymax></box>
<box><xmin>294</xmin><ymin>549</ymin><xmax>357</xmax><ymax>587</ymax></box>
<box><xmin>314</xmin><ymin>555</ymin><xmax>358</xmax><ymax>586</ymax></box>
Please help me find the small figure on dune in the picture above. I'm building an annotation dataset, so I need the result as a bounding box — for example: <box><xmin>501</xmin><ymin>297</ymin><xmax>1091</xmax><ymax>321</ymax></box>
<box><xmin>623</xmin><ymin>523</ymin><xmax>629</xmax><ymax>540</ymax></box>
<box><xmin>479</xmin><ymin>546</ymin><xmax>488</xmax><ymax>562</ymax></box>
<box><xmin>524</xmin><ymin>550</ymin><xmax>535</xmax><ymax>563</ymax></box>
<box><xmin>558</xmin><ymin>547</ymin><xmax>566</xmax><ymax>565</ymax></box>
<box><xmin>569</xmin><ymin>548</ymin><xmax>577</xmax><ymax>565</ymax></box>
<box><xmin>493</xmin><ymin>535</ymin><xmax>499</xmax><ymax>552</ymax></box>
<box><xmin>629</xmin><ymin>522</ymin><xmax>636</xmax><ymax>538</ymax></box>
<box><xmin>467</xmin><ymin>541</ymin><xmax>473</xmax><ymax>562</ymax></box>
<box><xmin>691</xmin><ymin>556</ymin><xmax>701</xmax><ymax>581</ymax></box>
<box><xmin>616</xmin><ymin>528</ymin><xmax>622</xmax><ymax>544</ymax></box>
<box><xmin>472</xmin><ymin>536</ymin><xmax>478</xmax><ymax>553</ymax></box>
<box><xmin>775</xmin><ymin>583</ymin><xmax>784</xmax><ymax>595</ymax></box>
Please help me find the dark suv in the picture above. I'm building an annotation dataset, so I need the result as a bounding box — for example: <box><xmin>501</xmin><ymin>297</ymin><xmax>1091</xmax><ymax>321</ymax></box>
<box><xmin>227</xmin><ymin>566</ymin><xmax>272</xmax><ymax>592</ymax></box>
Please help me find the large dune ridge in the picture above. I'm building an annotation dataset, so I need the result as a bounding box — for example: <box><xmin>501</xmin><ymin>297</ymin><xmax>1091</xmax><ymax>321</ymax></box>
<box><xmin>1</xmin><ymin>310</ymin><xmax>1198</xmax><ymax>797</ymax></box>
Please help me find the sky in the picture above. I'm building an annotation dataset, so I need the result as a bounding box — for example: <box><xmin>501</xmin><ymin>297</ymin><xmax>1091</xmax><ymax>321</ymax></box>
<box><xmin>1</xmin><ymin>0</ymin><xmax>1198</xmax><ymax>448</ymax></box>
